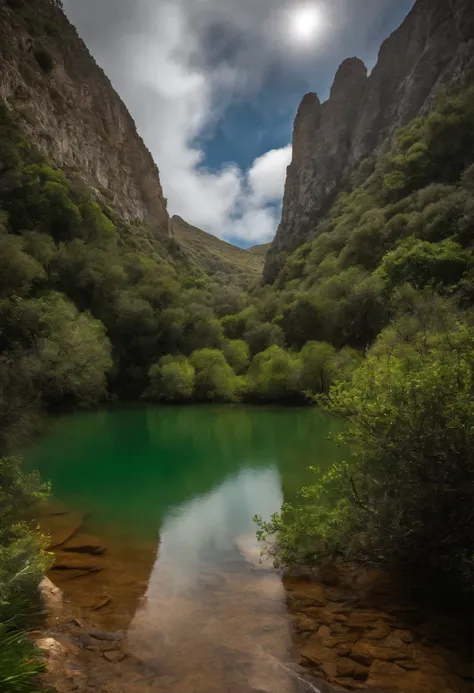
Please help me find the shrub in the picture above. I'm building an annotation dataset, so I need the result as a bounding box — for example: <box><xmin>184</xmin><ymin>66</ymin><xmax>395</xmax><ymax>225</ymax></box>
<box><xmin>0</xmin><ymin>456</ymin><xmax>51</xmax><ymax>693</ymax></box>
<box><xmin>146</xmin><ymin>355</ymin><xmax>195</xmax><ymax>402</ymax></box>
<box><xmin>248</xmin><ymin>346</ymin><xmax>301</xmax><ymax>402</ymax></box>
<box><xmin>222</xmin><ymin>339</ymin><xmax>250</xmax><ymax>374</ymax></box>
<box><xmin>191</xmin><ymin>348</ymin><xmax>243</xmax><ymax>402</ymax></box>
<box><xmin>0</xmin><ymin>627</ymin><xmax>46</xmax><ymax>693</ymax></box>
<box><xmin>256</xmin><ymin>310</ymin><xmax>474</xmax><ymax>594</ymax></box>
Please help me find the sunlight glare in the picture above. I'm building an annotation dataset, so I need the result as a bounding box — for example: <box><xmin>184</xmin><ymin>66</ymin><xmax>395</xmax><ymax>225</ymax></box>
<box><xmin>289</xmin><ymin>5</ymin><xmax>323</xmax><ymax>43</ymax></box>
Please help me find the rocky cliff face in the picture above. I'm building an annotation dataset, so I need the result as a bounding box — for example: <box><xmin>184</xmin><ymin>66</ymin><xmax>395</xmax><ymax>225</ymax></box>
<box><xmin>0</xmin><ymin>0</ymin><xmax>169</xmax><ymax>237</ymax></box>
<box><xmin>264</xmin><ymin>0</ymin><xmax>474</xmax><ymax>283</ymax></box>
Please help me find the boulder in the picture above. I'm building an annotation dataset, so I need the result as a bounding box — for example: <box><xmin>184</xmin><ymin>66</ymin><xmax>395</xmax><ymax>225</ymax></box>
<box><xmin>36</xmin><ymin>636</ymin><xmax>65</xmax><ymax>660</ymax></box>
<box><xmin>39</xmin><ymin>577</ymin><xmax>62</xmax><ymax>615</ymax></box>
<box><xmin>333</xmin><ymin>677</ymin><xmax>368</xmax><ymax>690</ymax></box>
<box><xmin>365</xmin><ymin>659</ymin><xmax>463</xmax><ymax>692</ymax></box>
<box><xmin>284</xmin><ymin>578</ymin><xmax>327</xmax><ymax>607</ymax></box>
<box><xmin>364</xmin><ymin>622</ymin><xmax>392</xmax><ymax>641</ymax></box>
<box><xmin>301</xmin><ymin>638</ymin><xmax>338</xmax><ymax>669</ymax></box>
<box><xmin>349</xmin><ymin>641</ymin><xmax>411</xmax><ymax>666</ymax></box>
<box><xmin>296</xmin><ymin>615</ymin><xmax>318</xmax><ymax>633</ymax></box>
<box><xmin>337</xmin><ymin>658</ymin><xmax>369</xmax><ymax>680</ymax></box>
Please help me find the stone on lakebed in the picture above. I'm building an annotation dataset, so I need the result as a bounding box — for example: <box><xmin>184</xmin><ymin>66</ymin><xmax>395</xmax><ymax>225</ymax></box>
<box><xmin>62</xmin><ymin>533</ymin><xmax>106</xmax><ymax>556</ymax></box>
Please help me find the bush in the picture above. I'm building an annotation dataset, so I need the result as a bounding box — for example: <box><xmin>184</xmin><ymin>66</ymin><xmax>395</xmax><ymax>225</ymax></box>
<box><xmin>191</xmin><ymin>348</ymin><xmax>243</xmax><ymax>402</ymax></box>
<box><xmin>298</xmin><ymin>341</ymin><xmax>337</xmax><ymax>396</ymax></box>
<box><xmin>377</xmin><ymin>238</ymin><xmax>473</xmax><ymax>290</ymax></box>
<box><xmin>248</xmin><ymin>346</ymin><xmax>301</xmax><ymax>402</ymax></box>
<box><xmin>243</xmin><ymin>320</ymin><xmax>285</xmax><ymax>355</ymax></box>
<box><xmin>256</xmin><ymin>308</ymin><xmax>474</xmax><ymax>593</ymax></box>
<box><xmin>0</xmin><ymin>456</ymin><xmax>51</xmax><ymax>693</ymax></box>
<box><xmin>222</xmin><ymin>339</ymin><xmax>250</xmax><ymax>374</ymax></box>
<box><xmin>14</xmin><ymin>293</ymin><xmax>113</xmax><ymax>407</ymax></box>
<box><xmin>146</xmin><ymin>355</ymin><xmax>195</xmax><ymax>402</ymax></box>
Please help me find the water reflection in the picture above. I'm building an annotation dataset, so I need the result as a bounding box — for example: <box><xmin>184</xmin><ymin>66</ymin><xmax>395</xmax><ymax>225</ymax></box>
<box><xmin>125</xmin><ymin>466</ymin><xmax>299</xmax><ymax>692</ymax></box>
<box><xmin>25</xmin><ymin>406</ymin><xmax>341</xmax><ymax>692</ymax></box>
<box><xmin>24</xmin><ymin>406</ymin><xmax>342</xmax><ymax>542</ymax></box>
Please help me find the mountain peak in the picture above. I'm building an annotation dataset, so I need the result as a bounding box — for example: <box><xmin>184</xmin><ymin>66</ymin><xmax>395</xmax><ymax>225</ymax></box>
<box><xmin>263</xmin><ymin>0</ymin><xmax>474</xmax><ymax>283</ymax></box>
<box><xmin>330</xmin><ymin>58</ymin><xmax>368</xmax><ymax>101</ymax></box>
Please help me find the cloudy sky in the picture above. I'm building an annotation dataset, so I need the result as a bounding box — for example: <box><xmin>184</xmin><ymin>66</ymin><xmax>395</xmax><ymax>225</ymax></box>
<box><xmin>62</xmin><ymin>0</ymin><xmax>414</xmax><ymax>247</ymax></box>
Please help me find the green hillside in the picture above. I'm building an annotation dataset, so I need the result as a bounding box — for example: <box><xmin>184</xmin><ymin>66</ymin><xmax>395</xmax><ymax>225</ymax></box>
<box><xmin>247</xmin><ymin>243</ymin><xmax>271</xmax><ymax>257</ymax></box>
<box><xmin>172</xmin><ymin>215</ymin><xmax>264</xmax><ymax>289</ymax></box>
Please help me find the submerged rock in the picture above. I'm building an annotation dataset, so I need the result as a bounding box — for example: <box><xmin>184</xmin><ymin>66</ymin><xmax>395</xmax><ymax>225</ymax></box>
<box><xmin>88</xmin><ymin>595</ymin><xmax>112</xmax><ymax>611</ymax></box>
<box><xmin>46</xmin><ymin>512</ymin><xmax>84</xmax><ymax>549</ymax></box>
<box><xmin>103</xmin><ymin>649</ymin><xmax>126</xmax><ymax>663</ymax></box>
<box><xmin>88</xmin><ymin>628</ymin><xmax>123</xmax><ymax>642</ymax></box>
<box><xmin>63</xmin><ymin>533</ymin><xmax>106</xmax><ymax>556</ymax></box>
<box><xmin>52</xmin><ymin>556</ymin><xmax>103</xmax><ymax>573</ymax></box>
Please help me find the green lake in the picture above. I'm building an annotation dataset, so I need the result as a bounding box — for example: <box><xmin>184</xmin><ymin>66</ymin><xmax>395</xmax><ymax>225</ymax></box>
<box><xmin>25</xmin><ymin>405</ymin><xmax>343</xmax><ymax>693</ymax></box>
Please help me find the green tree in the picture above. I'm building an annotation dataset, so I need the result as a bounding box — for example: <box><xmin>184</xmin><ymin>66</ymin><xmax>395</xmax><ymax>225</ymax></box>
<box><xmin>248</xmin><ymin>346</ymin><xmax>301</xmax><ymax>402</ymax></box>
<box><xmin>191</xmin><ymin>348</ymin><xmax>242</xmax><ymax>402</ymax></box>
<box><xmin>146</xmin><ymin>355</ymin><xmax>195</xmax><ymax>401</ymax></box>
<box><xmin>185</xmin><ymin>307</ymin><xmax>224</xmax><ymax>352</ymax></box>
<box><xmin>278</xmin><ymin>296</ymin><xmax>324</xmax><ymax>349</ymax></box>
<box><xmin>377</xmin><ymin>238</ymin><xmax>473</xmax><ymax>290</ymax></box>
<box><xmin>222</xmin><ymin>339</ymin><xmax>250</xmax><ymax>374</ymax></box>
<box><xmin>0</xmin><ymin>233</ymin><xmax>46</xmax><ymax>298</ymax></box>
<box><xmin>298</xmin><ymin>341</ymin><xmax>337</xmax><ymax>396</ymax></box>
<box><xmin>256</xmin><ymin>309</ymin><xmax>474</xmax><ymax>593</ymax></box>
<box><xmin>243</xmin><ymin>320</ymin><xmax>285</xmax><ymax>355</ymax></box>
<box><xmin>17</xmin><ymin>293</ymin><xmax>113</xmax><ymax>406</ymax></box>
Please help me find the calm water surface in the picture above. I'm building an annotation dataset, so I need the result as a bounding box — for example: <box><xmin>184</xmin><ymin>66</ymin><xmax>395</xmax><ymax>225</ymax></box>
<box><xmin>25</xmin><ymin>405</ymin><xmax>342</xmax><ymax>693</ymax></box>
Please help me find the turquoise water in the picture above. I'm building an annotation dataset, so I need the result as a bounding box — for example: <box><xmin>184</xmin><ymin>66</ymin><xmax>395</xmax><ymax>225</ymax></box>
<box><xmin>25</xmin><ymin>405</ymin><xmax>342</xmax><ymax>693</ymax></box>
<box><xmin>25</xmin><ymin>405</ymin><xmax>342</xmax><ymax>540</ymax></box>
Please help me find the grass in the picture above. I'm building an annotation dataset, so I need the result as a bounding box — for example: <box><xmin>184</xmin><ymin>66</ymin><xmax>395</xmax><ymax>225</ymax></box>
<box><xmin>247</xmin><ymin>242</ymin><xmax>270</xmax><ymax>257</ymax></box>
<box><xmin>0</xmin><ymin>628</ymin><xmax>46</xmax><ymax>693</ymax></box>
<box><xmin>172</xmin><ymin>215</ymin><xmax>266</xmax><ymax>289</ymax></box>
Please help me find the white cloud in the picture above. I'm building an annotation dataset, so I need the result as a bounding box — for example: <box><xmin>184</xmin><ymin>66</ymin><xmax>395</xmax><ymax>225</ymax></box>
<box><xmin>62</xmin><ymin>0</ymin><xmax>413</xmax><ymax>245</ymax></box>
<box><xmin>61</xmin><ymin>0</ymin><xmax>296</xmax><ymax>245</ymax></box>
<box><xmin>248</xmin><ymin>146</ymin><xmax>292</xmax><ymax>204</ymax></box>
<box><xmin>105</xmin><ymin>1</ymin><xmax>293</xmax><ymax>244</ymax></box>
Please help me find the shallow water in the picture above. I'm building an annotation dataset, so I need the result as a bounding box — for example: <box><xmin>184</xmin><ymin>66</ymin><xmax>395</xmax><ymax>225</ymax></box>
<box><xmin>25</xmin><ymin>405</ymin><xmax>342</xmax><ymax>692</ymax></box>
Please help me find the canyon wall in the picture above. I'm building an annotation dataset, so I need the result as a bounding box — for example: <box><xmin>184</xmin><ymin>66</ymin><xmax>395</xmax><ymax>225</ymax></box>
<box><xmin>264</xmin><ymin>0</ymin><xmax>474</xmax><ymax>283</ymax></box>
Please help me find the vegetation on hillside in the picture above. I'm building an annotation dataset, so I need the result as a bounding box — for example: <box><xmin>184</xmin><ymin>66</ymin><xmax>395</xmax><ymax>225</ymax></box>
<box><xmin>0</xmin><ymin>31</ymin><xmax>474</xmax><ymax>680</ymax></box>
<box><xmin>247</xmin><ymin>242</ymin><xmax>271</xmax><ymax>258</ymax></box>
<box><xmin>171</xmin><ymin>215</ymin><xmax>265</xmax><ymax>289</ymax></box>
<box><xmin>255</xmin><ymin>74</ymin><xmax>474</xmax><ymax>596</ymax></box>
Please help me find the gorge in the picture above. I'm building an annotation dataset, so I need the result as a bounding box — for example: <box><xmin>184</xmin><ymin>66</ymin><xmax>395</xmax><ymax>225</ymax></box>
<box><xmin>0</xmin><ymin>0</ymin><xmax>473</xmax><ymax>692</ymax></box>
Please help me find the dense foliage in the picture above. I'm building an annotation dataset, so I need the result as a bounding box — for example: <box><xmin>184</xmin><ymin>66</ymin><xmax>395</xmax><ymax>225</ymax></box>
<box><xmin>0</xmin><ymin>101</ymin><xmax>362</xmax><ymax>441</ymax></box>
<box><xmin>254</xmin><ymin>75</ymin><xmax>474</xmax><ymax>595</ymax></box>
<box><xmin>256</xmin><ymin>292</ymin><xmax>474</xmax><ymax>592</ymax></box>
<box><xmin>0</xmin><ymin>456</ymin><xmax>51</xmax><ymax>692</ymax></box>
<box><xmin>0</xmin><ymin>51</ymin><xmax>473</xmax><ymax>660</ymax></box>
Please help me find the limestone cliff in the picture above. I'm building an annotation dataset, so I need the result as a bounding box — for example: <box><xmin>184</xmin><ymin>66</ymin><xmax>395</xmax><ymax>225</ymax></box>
<box><xmin>0</xmin><ymin>0</ymin><xmax>169</xmax><ymax>237</ymax></box>
<box><xmin>264</xmin><ymin>0</ymin><xmax>474</xmax><ymax>283</ymax></box>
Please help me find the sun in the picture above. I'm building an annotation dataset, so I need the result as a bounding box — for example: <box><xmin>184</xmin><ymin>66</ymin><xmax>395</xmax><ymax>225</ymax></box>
<box><xmin>289</xmin><ymin>5</ymin><xmax>323</xmax><ymax>43</ymax></box>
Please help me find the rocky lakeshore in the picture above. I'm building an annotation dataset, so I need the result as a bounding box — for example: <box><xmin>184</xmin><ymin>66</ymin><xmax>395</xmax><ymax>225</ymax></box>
<box><xmin>33</xmin><ymin>503</ymin><xmax>473</xmax><ymax>693</ymax></box>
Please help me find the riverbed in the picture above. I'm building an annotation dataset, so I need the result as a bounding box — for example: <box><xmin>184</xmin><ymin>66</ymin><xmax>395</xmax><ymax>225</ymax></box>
<box><xmin>25</xmin><ymin>406</ymin><xmax>473</xmax><ymax>693</ymax></box>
